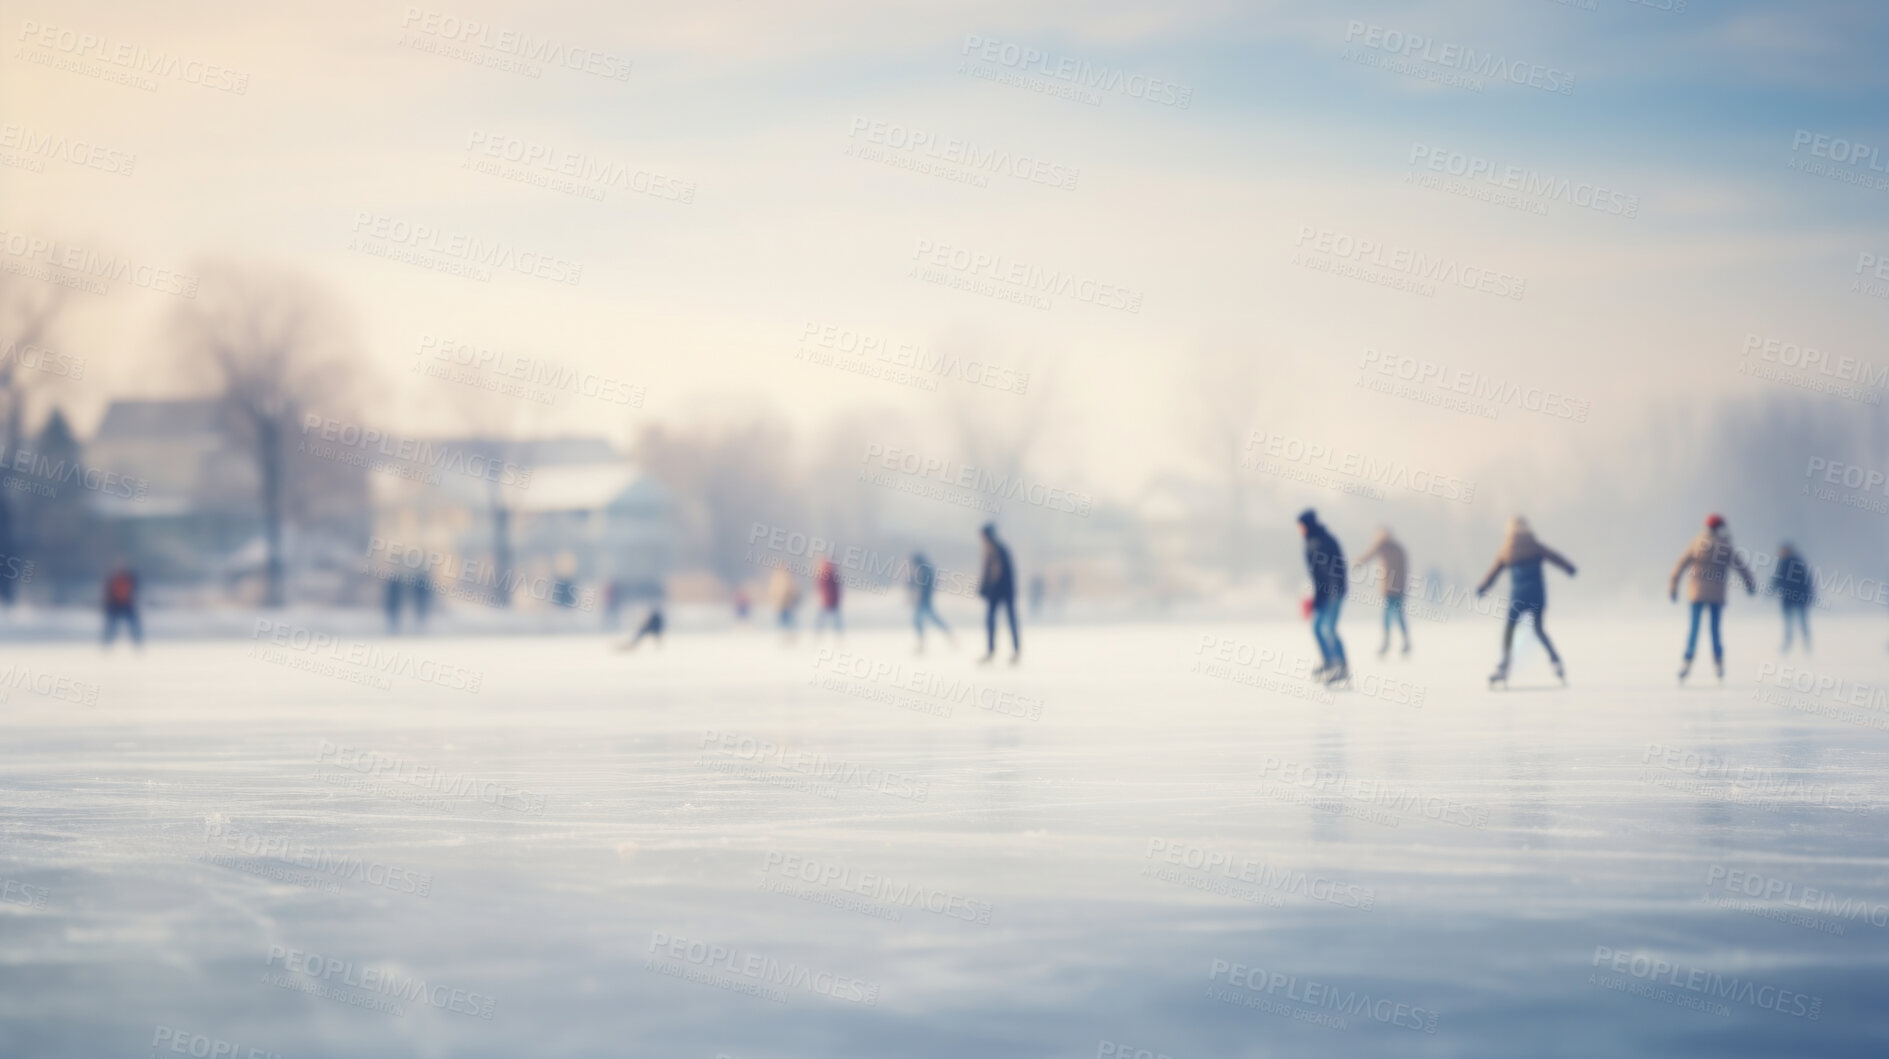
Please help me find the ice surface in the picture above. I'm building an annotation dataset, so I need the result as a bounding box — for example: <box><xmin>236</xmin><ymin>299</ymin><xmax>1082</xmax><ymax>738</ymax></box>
<box><xmin>2</xmin><ymin>610</ymin><xmax>1887</xmax><ymax>1058</ymax></box>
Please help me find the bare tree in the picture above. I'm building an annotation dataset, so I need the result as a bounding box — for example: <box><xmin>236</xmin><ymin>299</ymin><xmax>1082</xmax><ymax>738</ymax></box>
<box><xmin>633</xmin><ymin>406</ymin><xmax>804</xmax><ymax>590</ymax></box>
<box><xmin>1178</xmin><ymin>338</ymin><xmax>1270</xmax><ymax>586</ymax></box>
<box><xmin>0</xmin><ymin>278</ymin><xmax>66</xmax><ymax>604</ymax></box>
<box><xmin>439</xmin><ymin>382</ymin><xmax>559</xmax><ymax>607</ymax></box>
<box><xmin>173</xmin><ymin>263</ymin><xmax>363</xmax><ymax>606</ymax></box>
<box><xmin>938</xmin><ymin>342</ymin><xmax>1061</xmax><ymax>569</ymax></box>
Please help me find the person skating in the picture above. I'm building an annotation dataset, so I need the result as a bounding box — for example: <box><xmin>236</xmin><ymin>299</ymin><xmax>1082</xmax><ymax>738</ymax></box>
<box><xmin>1353</xmin><ymin>526</ymin><xmax>1411</xmax><ymax>657</ymax></box>
<box><xmin>1669</xmin><ymin>513</ymin><xmax>1755</xmax><ymax>682</ymax></box>
<box><xmin>978</xmin><ymin>523</ymin><xmax>1019</xmax><ymax>664</ymax></box>
<box><xmin>1298</xmin><ymin>510</ymin><xmax>1348</xmax><ymax>685</ymax></box>
<box><xmin>910</xmin><ymin>552</ymin><xmax>952</xmax><ymax>652</ymax></box>
<box><xmin>410</xmin><ymin>574</ymin><xmax>433</xmax><ymax>631</ymax></box>
<box><xmin>617</xmin><ymin>606</ymin><xmax>665</xmax><ymax>651</ymax></box>
<box><xmin>383</xmin><ymin>574</ymin><xmax>403</xmax><ymax>634</ymax></box>
<box><xmin>1771</xmin><ymin>542</ymin><xmax>1815</xmax><ymax>653</ymax></box>
<box><xmin>1475</xmin><ymin>516</ymin><xmax>1576</xmax><ymax>687</ymax></box>
<box><xmin>101</xmin><ymin>564</ymin><xmax>142</xmax><ymax>648</ymax></box>
<box><xmin>813</xmin><ymin>557</ymin><xmax>843</xmax><ymax>636</ymax></box>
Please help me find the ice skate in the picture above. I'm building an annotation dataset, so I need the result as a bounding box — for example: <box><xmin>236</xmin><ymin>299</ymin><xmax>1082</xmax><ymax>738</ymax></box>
<box><xmin>1677</xmin><ymin>657</ymin><xmax>1691</xmax><ymax>684</ymax></box>
<box><xmin>1488</xmin><ymin>661</ymin><xmax>1508</xmax><ymax>689</ymax></box>
<box><xmin>1323</xmin><ymin>662</ymin><xmax>1350</xmax><ymax>688</ymax></box>
<box><xmin>1714</xmin><ymin>657</ymin><xmax>1724</xmax><ymax>682</ymax></box>
<box><xmin>1552</xmin><ymin>658</ymin><xmax>1566</xmax><ymax>686</ymax></box>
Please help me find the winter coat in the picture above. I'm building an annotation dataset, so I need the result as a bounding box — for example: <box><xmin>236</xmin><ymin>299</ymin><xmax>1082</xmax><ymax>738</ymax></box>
<box><xmin>1354</xmin><ymin>532</ymin><xmax>1408</xmax><ymax>597</ymax></box>
<box><xmin>979</xmin><ymin>540</ymin><xmax>1015</xmax><ymax>601</ymax></box>
<box><xmin>1303</xmin><ymin>523</ymin><xmax>1347</xmax><ymax>603</ymax></box>
<box><xmin>911</xmin><ymin>557</ymin><xmax>937</xmax><ymax>604</ymax></box>
<box><xmin>1771</xmin><ymin>553</ymin><xmax>1815</xmax><ymax>607</ymax></box>
<box><xmin>768</xmin><ymin>567</ymin><xmax>800</xmax><ymax>612</ymax></box>
<box><xmin>816</xmin><ymin>562</ymin><xmax>842</xmax><ymax>609</ymax></box>
<box><xmin>1477</xmin><ymin>527</ymin><xmax>1574</xmax><ymax>608</ymax></box>
<box><xmin>1670</xmin><ymin>528</ymin><xmax>1755</xmax><ymax>604</ymax></box>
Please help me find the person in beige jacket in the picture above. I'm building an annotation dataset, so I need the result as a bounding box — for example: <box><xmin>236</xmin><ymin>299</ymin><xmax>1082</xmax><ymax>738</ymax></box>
<box><xmin>1353</xmin><ymin>527</ymin><xmax>1411</xmax><ymax>657</ymax></box>
<box><xmin>1668</xmin><ymin>513</ymin><xmax>1755</xmax><ymax>682</ymax></box>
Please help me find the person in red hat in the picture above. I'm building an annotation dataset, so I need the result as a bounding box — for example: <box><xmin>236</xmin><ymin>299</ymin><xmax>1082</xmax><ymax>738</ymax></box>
<box><xmin>814</xmin><ymin>557</ymin><xmax>843</xmax><ymax>637</ymax></box>
<box><xmin>1668</xmin><ymin>513</ymin><xmax>1755</xmax><ymax>682</ymax></box>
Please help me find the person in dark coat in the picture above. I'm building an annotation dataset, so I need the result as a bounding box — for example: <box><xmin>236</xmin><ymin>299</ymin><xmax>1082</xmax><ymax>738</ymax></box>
<box><xmin>910</xmin><ymin>552</ymin><xmax>952</xmax><ymax>651</ymax></box>
<box><xmin>383</xmin><ymin>574</ymin><xmax>403</xmax><ymax>633</ymax></box>
<box><xmin>1298</xmin><ymin>510</ymin><xmax>1348</xmax><ymax>684</ymax></box>
<box><xmin>410</xmin><ymin>574</ymin><xmax>433</xmax><ymax>631</ymax></box>
<box><xmin>618</xmin><ymin>606</ymin><xmax>665</xmax><ymax>651</ymax></box>
<box><xmin>1668</xmin><ymin>513</ymin><xmax>1755</xmax><ymax>683</ymax></box>
<box><xmin>978</xmin><ymin>523</ymin><xmax>1019</xmax><ymax>664</ymax></box>
<box><xmin>102</xmin><ymin>564</ymin><xmax>142</xmax><ymax>648</ymax></box>
<box><xmin>1771</xmin><ymin>542</ymin><xmax>1815</xmax><ymax>653</ymax></box>
<box><xmin>1476</xmin><ymin>516</ymin><xmax>1576</xmax><ymax>686</ymax></box>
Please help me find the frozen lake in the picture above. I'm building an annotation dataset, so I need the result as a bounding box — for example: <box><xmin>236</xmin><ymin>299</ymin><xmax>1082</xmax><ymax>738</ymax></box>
<box><xmin>3</xmin><ymin>611</ymin><xmax>1887</xmax><ymax>1058</ymax></box>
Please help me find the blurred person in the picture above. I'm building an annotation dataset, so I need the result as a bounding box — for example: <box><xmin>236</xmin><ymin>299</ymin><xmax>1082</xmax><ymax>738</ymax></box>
<box><xmin>732</xmin><ymin>587</ymin><xmax>751</xmax><ymax>621</ymax></box>
<box><xmin>101</xmin><ymin>564</ymin><xmax>142</xmax><ymax>648</ymax></box>
<box><xmin>768</xmin><ymin>566</ymin><xmax>801</xmax><ymax>642</ymax></box>
<box><xmin>1771</xmin><ymin>542</ymin><xmax>1815</xmax><ymax>653</ymax></box>
<box><xmin>1298</xmin><ymin>510</ymin><xmax>1348</xmax><ymax>685</ymax></box>
<box><xmin>603</xmin><ymin>579</ymin><xmax>623</xmax><ymax>630</ymax></box>
<box><xmin>1475</xmin><ymin>516</ymin><xmax>1576</xmax><ymax>688</ymax></box>
<box><xmin>618</xmin><ymin>604</ymin><xmax>665</xmax><ymax>652</ymax></box>
<box><xmin>910</xmin><ymin>552</ymin><xmax>952</xmax><ymax>652</ymax></box>
<box><xmin>1353</xmin><ymin>526</ymin><xmax>1411</xmax><ymax>657</ymax></box>
<box><xmin>1028</xmin><ymin>574</ymin><xmax>1046</xmax><ymax>618</ymax></box>
<box><xmin>383</xmin><ymin>574</ymin><xmax>403</xmax><ymax>634</ymax></box>
<box><xmin>411</xmin><ymin>574</ymin><xmax>433</xmax><ymax>631</ymax></box>
<box><xmin>1669</xmin><ymin>513</ymin><xmax>1755</xmax><ymax>683</ymax></box>
<box><xmin>978</xmin><ymin>523</ymin><xmax>1019</xmax><ymax>664</ymax></box>
<box><xmin>814</xmin><ymin>557</ymin><xmax>843</xmax><ymax>636</ymax></box>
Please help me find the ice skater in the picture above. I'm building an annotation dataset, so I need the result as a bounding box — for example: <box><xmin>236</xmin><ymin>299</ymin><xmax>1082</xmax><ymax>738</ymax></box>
<box><xmin>1353</xmin><ymin>526</ymin><xmax>1411</xmax><ymax>657</ymax></box>
<box><xmin>978</xmin><ymin>523</ymin><xmax>1019</xmax><ymax>664</ymax></box>
<box><xmin>1475</xmin><ymin>516</ymin><xmax>1576</xmax><ymax>687</ymax></box>
<box><xmin>1668</xmin><ymin>513</ymin><xmax>1755</xmax><ymax>682</ymax></box>
<box><xmin>383</xmin><ymin>574</ymin><xmax>403</xmax><ymax>633</ymax></box>
<box><xmin>411</xmin><ymin>574</ymin><xmax>433</xmax><ymax>631</ymax></box>
<box><xmin>1771</xmin><ymin>542</ymin><xmax>1814</xmax><ymax>653</ymax></box>
<box><xmin>101</xmin><ymin>564</ymin><xmax>142</xmax><ymax>648</ymax></box>
<box><xmin>910</xmin><ymin>552</ymin><xmax>952</xmax><ymax>651</ymax></box>
<box><xmin>813</xmin><ymin>557</ymin><xmax>843</xmax><ymax>636</ymax></box>
<box><xmin>617</xmin><ymin>605</ymin><xmax>665</xmax><ymax>651</ymax></box>
<box><xmin>1298</xmin><ymin>510</ymin><xmax>1348</xmax><ymax>685</ymax></box>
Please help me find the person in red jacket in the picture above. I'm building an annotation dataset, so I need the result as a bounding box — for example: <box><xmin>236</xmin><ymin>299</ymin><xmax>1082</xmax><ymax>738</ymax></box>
<box><xmin>814</xmin><ymin>557</ymin><xmax>843</xmax><ymax>636</ymax></box>
<box><xmin>102</xmin><ymin>564</ymin><xmax>142</xmax><ymax>648</ymax></box>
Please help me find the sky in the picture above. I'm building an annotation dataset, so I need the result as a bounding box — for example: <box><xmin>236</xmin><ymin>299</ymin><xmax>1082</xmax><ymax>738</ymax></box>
<box><xmin>4</xmin><ymin>0</ymin><xmax>1887</xmax><ymax>508</ymax></box>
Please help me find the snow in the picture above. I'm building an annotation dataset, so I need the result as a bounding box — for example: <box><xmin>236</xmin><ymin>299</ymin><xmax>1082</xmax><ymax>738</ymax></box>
<box><xmin>2</xmin><ymin>610</ymin><xmax>1887</xmax><ymax>1057</ymax></box>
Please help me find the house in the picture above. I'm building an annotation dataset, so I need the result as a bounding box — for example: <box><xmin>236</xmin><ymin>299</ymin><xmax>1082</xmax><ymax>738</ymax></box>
<box><xmin>81</xmin><ymin>397</ymin><xmax>371</xmax><ymax>600</ymax></box>
<box><xmin>367</xmin><ymin>436</ymin><xmax>671</xmax><ymax>611</ymax></box>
